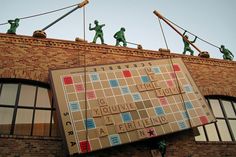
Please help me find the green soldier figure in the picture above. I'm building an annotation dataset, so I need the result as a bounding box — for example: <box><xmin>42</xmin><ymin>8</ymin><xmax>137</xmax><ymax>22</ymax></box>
<box><xmin>114</xmin><ymin>27</ymin><xmax>127</xmax><ymax>47</ymax></box>
<box><xmin>182</xmin><ymin>30</ymin><xmax>197</xmax><ymax>56</ymax></box>
<box><xmin>7</xmin><ymin>18</ymin><xmax>20</xmax><ymax>34</ymax></box>
<box><xmin>89</xmin><ymin>20</ymin><xmax>105</xmax><ymax>44</ymax></box>
<box><xmin>157</xmin><ymin>140</ymin><xmax>166</xmax><ymax>157</ymax></box>
<box><xmin>219</xmin><ymin>45</ymin><xmax>234</xmax><ymax>61</ymax></box>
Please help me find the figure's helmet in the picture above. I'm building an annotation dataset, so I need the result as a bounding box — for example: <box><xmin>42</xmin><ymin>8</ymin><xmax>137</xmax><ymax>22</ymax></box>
<box><xmin>221</xmin><ymin>45</ymin><xmax>225</xmax><ymax>49</ymax></box>
<box><xmin>121</xmin><ymin>27</ymin><xmax>125</xmax><ymax>31</ymax></box>
<box><xmin>15</xmin><ymin>18</ymin><xmax>20</xmax><ymax>22</ymax></box>
<box><xmin>94</xmin><ymin>20</ymin><xmax>98</xmax><ymax>24</ymax></box>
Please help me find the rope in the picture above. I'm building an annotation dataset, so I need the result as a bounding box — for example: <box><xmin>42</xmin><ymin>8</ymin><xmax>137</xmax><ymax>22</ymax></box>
<box><xmin>168</xmin><ymin>57</ymin><xmax>193</xmax><ymax>128</ymax></box>
<box><xmin>158</xmin><ymin>17</ymin><xmax>169</xmax><ymax>49</ymax></box>
<box><xmin>83</xmin><ymin>6</ymin><xmax>86</xmax><ymax>40</ymax></box>
<box><xmin>126</xmin><ymin>41</ymin><xmax>139</xmax><ymax>46</ymax></box>
<box><xmin>82</xmin><ymin>6</ymin><xmax>89</xmax><ymax>153</ymax></box>
<box><xmin>163</xmin><ymin>16</ymin><xmax>220</xmax><ymax>49</ymax></box>
<box><xmin>0</xmin><ymin>3</ymin><xmax>79</xmax><ymax>26</ymax></box>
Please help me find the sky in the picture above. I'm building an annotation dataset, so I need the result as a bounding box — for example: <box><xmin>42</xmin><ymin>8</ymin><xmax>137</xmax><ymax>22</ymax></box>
<box><xmin>0</xmin><ymin>0</ymin><xmax>235</xmax><ymax>60</ymax></box>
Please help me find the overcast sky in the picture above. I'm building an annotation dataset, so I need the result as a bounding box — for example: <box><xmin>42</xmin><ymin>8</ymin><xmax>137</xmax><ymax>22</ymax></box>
<box><xmin>0</xmin><ymin>0</ymin><xmax>235</xmax><ymax>60</ymax></box>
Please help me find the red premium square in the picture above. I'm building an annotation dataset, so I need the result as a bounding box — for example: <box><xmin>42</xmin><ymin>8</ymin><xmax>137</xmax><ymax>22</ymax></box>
<box><xmin>200</xmin><ymin>116</ymin><xmax>208</xmax><ymax>124</ymax></box>
<box><xmin>75</xmin><ymin>84</ymin><xmax>84</xmax><ymax>92</ymax></box>
<box><xmin>63</xmin><ymin>76</ymin><xmax>73</xmax><ymax>85</ymax></box>
<box><xmin>173</xmin><ymin>64</ymin><xmax>181</xmax><ymax>72</ymax></box>
<box><xmin>159</xmin><ymin>97</ymin><xmax>168</xmax><ymax>106</ymax></box>
<box><xmin>79</xmin><ymin>141</ymin><xmax>91</xmax><ymax>153</ymax></box>
<box><xmin>87</xmin><ymin>91</ymin><xmax>96</xmax><ymax>99</ymax></box>
<box><xmin>167</xmin><ymin>80</ymin><xmax>174</xmax><ymax>87</ymax></box>
<box><xmin>170</xmin><ymin>72</ymin><xmax>177</xmax><ymax>79</ymax></box>
<box><xmin>123</xmin><ymin>70</ymin><xmax>132</xmax><ymax>78</ymax></box>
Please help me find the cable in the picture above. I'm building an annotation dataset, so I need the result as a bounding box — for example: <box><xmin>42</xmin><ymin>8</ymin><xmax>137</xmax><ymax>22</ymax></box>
<box><xmin>158</xmin><ymin>17</ymin><xmax>169</xmax><ymax>49</ymax></box>
<box><xmin>83</xmin><ymin>5</ymin><xmax>86</xmax><ymax>40</ymax></box>
<box><xmin>168</xmin><ymin>57</ymin><xmax>193</xmax><ymax>128</ymax></box>
<box><xmin>0</xmin><ymin>3</ymin><xmax>79</xmax><ymax>26</ymax></box>
<box><xmin>163</xmin><ymin>16</ymin><xmax>220</xmax><ymax>49</ymax></box>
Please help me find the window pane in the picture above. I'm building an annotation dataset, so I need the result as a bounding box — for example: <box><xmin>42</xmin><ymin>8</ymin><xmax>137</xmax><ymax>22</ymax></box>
<box><xmin>222</xmin><ymin>100</ymin><xmax>236</xmax><ymax>118</ymax></box>
<box><xmin>18</xmin><ymin>85</ymin><xmax>36</xmax><ymax>107</ymax></box>
<box><xmin>229</xmin><ymin>120</ymin><xmax>236</xmax><ymax>140</ymax></box>
<box><xmin>209</xmin><ymin>99</ymin><xmax>224</xmax><ymax>118</ymax></box>
<box><xmin>51</xmin><ymin>111</ymin><xmax>60</xmax><ymax>136</ymax></box>
<box><xmin>0</xmin><ymin>84</ymin><xmax>18</xmax><ymax>106</ymax></box>
<box><xmin>36</xmin><ymin>87</ymin><xmax>51</xmax><ymax>108</ymax></box>
<box><xmin>205</xmin><ymin>123</ymin><xmax>219</xmax><ymax>141</ymax></box>
<box><xmin>33</xmin><ymin>110</ymin><xmax>51</xmax><ymax>136</ymax></box>
<box><xmin>194</xmin><ymin>126</ymin><xmax>206</xmax><ymax>141</ymax></box>
<box><xmin>14</xmin><ymin>109</ymin><xmax>33</xmax><ymax>135</ymax></box>
<box><xmin>216</xmin><ymin>120</ymin><xmax>232</xmax><ymax>141</ymax></box>
<box><xmin>0</xmin><ymin>107</ymin><xmax>14</xmax><ymax>134</ymax></box>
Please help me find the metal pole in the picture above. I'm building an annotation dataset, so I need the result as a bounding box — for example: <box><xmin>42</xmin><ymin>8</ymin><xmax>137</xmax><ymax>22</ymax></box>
<box><xmin>153</xmin><ymin>10</ymin><xmax>202</xmax><ymax>53</ymax></box>
<box><xmin>42</xmin><ymin>0</ymin><xmax>89</xmax><ymax>31</ymax></box>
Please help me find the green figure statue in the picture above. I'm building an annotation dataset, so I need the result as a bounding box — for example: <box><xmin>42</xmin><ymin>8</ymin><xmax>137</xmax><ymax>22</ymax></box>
<box><xmin>182</xmin><ymin>30</ymin><xmax>197</xmax><ymax>56</ymax></box>
<box><xmin>89</xmin><ymin>20</ymin><xmax>105</xmax><ymax>44</ymax></box>
<box><xmin>157</xmin><ymin>140</ymin><xmax>167</xmax><ymax>157</ymax></box>
<box><xmin>219</xmin><ymin>45</ymin><xmax>234</xmax><ymax>61</ymax></box>
<box><xmin>7</xmin><ymin>18</ymin><xmax>20</xmax><ymax>34</ymax></box>
<box><xmin>114</xmin><ymin>27</ymin><xmax>127</xmax><ymax>47</ymax></box>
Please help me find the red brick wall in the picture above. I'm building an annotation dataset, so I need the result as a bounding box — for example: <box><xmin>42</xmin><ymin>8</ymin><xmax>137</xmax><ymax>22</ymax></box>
<box><xmin>0</xmin><ymin>135</ymin><xmax>65</xmax><ymax>157</ymax></box>
<box><xmin>1</xmin><ymin>33</ymin><xmax>236</xmax><ymax>157</ymax></box>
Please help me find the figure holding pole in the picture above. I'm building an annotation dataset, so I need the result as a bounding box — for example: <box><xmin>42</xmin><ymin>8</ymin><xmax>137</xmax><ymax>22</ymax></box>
<box><xmin>153</xmin><ymin>10</ymin><xmax>202</xmax><ymax>55</ymax></box>
<box><xmin>219</xmin><ymin>45</ymin><xmax>234</xmax><ymax>61</ymax></box>
<box><xmin>114</xmin><ymin>27</ymin><xmax>127</xmax><ymax>47</ymax></box>
<box><xmin>182</xmin><ymin>30</ymin><xmax>197</xmax><ymax>56</ymax></box>
<box><xmin>7</xmin><ymin>18</ymin><xmax>20</xmax><ymax>34</ymax></box>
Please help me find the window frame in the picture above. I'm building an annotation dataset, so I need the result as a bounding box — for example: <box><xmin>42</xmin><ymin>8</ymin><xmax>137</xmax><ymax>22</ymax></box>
<box><xmin>0</xmin><ymin>79</ymin><xmax>58</xmax><ymax>137</ymax></box>
<box><xmin>195</xmin><ymin>96</ymin><xmax>236</xmax><ymax>142</ymax></box>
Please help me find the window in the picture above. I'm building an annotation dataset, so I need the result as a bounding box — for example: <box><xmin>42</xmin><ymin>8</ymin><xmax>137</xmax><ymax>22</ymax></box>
<box><xmin>195</xmin><ymin>97</ymin><xmax>236</xmax><ymax>142</ymax></box>
<box><xmin>0</xmin><ymin>82</ymin><xmax>60</xmax><ymax>137</ymax></box>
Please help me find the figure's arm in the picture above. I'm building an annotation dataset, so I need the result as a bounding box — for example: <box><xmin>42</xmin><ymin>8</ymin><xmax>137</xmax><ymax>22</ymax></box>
<box><xmin>182</xmin><ymin>30</ymin><xmax>187</xmax><ymax>42</ymax></box>
<box><xmin>123</xmin><ymin>33</ymin><xmax>126</xmax><ymax>41</ymax></box>
<box><xmin>229</xmin><ymin>50</ymin><xmax>234</xmax><ymax>57</ymax></box>
<box><xmin>89</xmin><ymin>23</ymin><xmax>94</xmax><ymax>30</ymax></box>
<box><xmin>101</xmin><ymin>24</ymin><xmax>105</xmax><ymax>27</ymax></box>
<box><xmin>113</xmin><ymin>32</ymin><xmax>117</xmax><ymax>38</ymax></box>
<box><xmin>192</xmin><ymin>36</ymin><xmax>197</xmax><ymax>43</ymax></box>
<box><xmin>8</xmin><ymin>20</ymin><xmax>13</xmax><ymax>24</ymax></box>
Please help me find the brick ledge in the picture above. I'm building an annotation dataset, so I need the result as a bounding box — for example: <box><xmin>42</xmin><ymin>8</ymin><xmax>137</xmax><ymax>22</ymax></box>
<box><xmin>0</xmin><ymin>134</ymin><xmax>62</xmax><ymax>141</ymax></box>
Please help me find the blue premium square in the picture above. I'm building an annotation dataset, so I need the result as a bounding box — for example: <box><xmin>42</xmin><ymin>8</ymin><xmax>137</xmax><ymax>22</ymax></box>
<box><xmin>185</xmin><ymin>101</ymin><xmax>193</xmax><ymax>109</ymax></box>
<box><xmin>155</xmin><ymin>106</ymin><xmax>165</xmax><ymax>115</ymax></box>
<box><xmin>84</xmin><ymin>118</ymin><xmax>96</xmax><ymax>129</ymax></box>
<box><xmin>121</xmin><ymin>112</ymin><xmax>132</xmax><ymax>123</ymax></box>
<box><xmin>182</xmin><ymin>111</ymin><xmax>189</xmax><ymax>119</ymax></box>
<box><xmin>121</xmin><ymin>86</ymin><xmax>130</xmax><ymax>94</ymax></box>
<box><xmin>90</xmin><ymin>73</ymin><xmax>100</xmax><ymax>81</ymax></box>
<box><xmin>69</xmin><ymin>102</ymin><xmax>80</xmax><ymax>112</ymax></box>
<box><xmin>132</xmin><ymin>93</ymin><xmax>142</xmax><ymax>102</ymax></box>
<box><xmin>141</xmin><ymin>75</ymin><xmax>150</xmax><ymax>83</ymax></box>
<box><xmin>109</xmin><ymin>80</ymin><xmax>119</xmax><ymax>87</ymax></box>
<box><xmin>183</xmin><ymin>85</ymin><xmax>192</xmax><ymax>93</ymax></box>
<box><xmin>152</xmin><ymin>67</ymin><xmax>161</xmax><ymax>74</ymax></box>
<box><xmin>109</xmin><ymin>134</ymin><xmax>121</xmax><ymax>146</ymax></box>
<box><xmin>178</xmin><ymin>121</ymin><xmax>187</xmax><ymax>129</ymax></box>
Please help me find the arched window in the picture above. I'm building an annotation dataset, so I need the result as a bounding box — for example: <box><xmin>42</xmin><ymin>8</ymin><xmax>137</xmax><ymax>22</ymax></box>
<box><xmin>0</xmin><ymin>80</ymin><xmax>60</xmax><ymax>137</ymax></box>
<box><xmin>195</xmin><ymin>96</ymin><xmax>236</xmax><ymax>142</ymax></box>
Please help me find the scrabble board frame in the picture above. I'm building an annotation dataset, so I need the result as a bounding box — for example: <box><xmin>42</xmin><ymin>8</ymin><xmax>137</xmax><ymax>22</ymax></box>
<box><xmin>49</xmin><ymin>58</ymin><xmax>215</xmax><ymax>155</ymax></box>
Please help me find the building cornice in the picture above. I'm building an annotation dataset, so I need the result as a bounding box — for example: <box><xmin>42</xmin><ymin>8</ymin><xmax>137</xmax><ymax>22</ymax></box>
<box><xmin>0</xmin><ymin>33</ymin><xmax>235</xmax><ymax>68</ymax></box>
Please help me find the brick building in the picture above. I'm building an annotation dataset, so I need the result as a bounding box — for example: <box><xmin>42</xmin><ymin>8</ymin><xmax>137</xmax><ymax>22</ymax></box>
<box><xmin>0</xmin><ymin>33</ymin><xmax>236</xmax><ymax>157</ymax></box>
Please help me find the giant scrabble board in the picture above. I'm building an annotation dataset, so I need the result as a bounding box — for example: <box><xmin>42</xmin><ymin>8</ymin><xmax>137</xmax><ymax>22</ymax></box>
<box><xmin>50</xmin><ymin>58</ymin><xmax>215</xmax><ymax>155</ymax></box>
